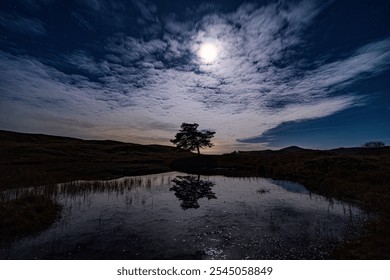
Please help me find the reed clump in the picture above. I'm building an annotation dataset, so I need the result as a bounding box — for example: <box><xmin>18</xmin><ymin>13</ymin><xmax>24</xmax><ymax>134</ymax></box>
<box><xmin>0</xmin><ymin>194</ymin><xmax>61</xmax><ymax>244</ymax></box>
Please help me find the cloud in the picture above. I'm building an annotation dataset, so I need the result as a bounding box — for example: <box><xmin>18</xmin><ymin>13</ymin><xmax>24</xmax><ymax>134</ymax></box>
<box><xmin>1</xmin><ymin>0</ymin><xmax>390</xmax><ymax>152</ymax></box>
<box><xmin>132</xmin><ymin>0</ymin><xmax>159</xmax><ymax>22</ymax></box>
<box><xmin>71</xmin><ymin>11</ymin><xmax>95</xmax><ymax>32</ymax></box>
<box><xmin>0</xmin><ymin>12</ymin><xmax>46</xmax><ymax>36</ymax></box>
<box><xmin>64</xmin><ymin>51</ymin><xmax>111</xmax><ymax>76</ymax></box>
<box><xmin>11</xmin><ymin>0</ymin><xmax>56</xmax><ymax>13</ymax></box>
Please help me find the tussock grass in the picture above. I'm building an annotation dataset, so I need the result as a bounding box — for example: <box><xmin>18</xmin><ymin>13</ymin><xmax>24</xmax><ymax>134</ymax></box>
<box><xmin>0</xmin><ymin>194</ymin><xmax>61</xmax><ymax>244</ymax></box>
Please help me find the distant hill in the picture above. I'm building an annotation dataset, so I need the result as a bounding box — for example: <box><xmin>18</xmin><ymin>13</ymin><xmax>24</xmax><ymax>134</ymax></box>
<box><xmin>0</xmin><ymin>129</ymin><xmax>177</xmax><ymax>155</ymax></box>
<box><xmin>0</xmin><ymin>130</ymin><xmax>192</xmax><ymax>187</ymax></box>
<box><xmin>0</xmin><ymin>130</ymin><xmax>85</xmax><ymax>144</ymax></box>
<box><xmin>229</xmin><ymin>144</ymin><xmax>390</xmax><ymax>156</ymax></box>
<box><xmin>279</xmin><ymin>145</ymin><xmax>310</xmax><ymax>152</ymax></box>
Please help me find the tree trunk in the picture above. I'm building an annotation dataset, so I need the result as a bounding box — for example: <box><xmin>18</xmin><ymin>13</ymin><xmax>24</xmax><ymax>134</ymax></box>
<box><xmin>196</xmin><ymin>146</ymin><xmax>200</xmax><ymax>156</ymax></box>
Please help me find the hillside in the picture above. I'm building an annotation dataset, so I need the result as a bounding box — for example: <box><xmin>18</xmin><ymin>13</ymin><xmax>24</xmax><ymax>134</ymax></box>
<box><xmin>0</xmin><ymin>130</ymin><xmax>190</xmax><ymax>188</ymax></box>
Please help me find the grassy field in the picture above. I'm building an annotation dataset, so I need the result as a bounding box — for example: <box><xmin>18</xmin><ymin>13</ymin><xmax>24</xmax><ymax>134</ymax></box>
<box><xmin>1</xmin><ymin>130</ymin><xmax>389</xmax><ymax>259</ymax></box>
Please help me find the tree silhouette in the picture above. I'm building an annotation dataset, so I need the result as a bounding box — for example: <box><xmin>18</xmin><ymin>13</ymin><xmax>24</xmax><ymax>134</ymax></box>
<box><xmin>170</xmin><ymin>175</ymin><xmax>217</xmax><ymax>210</ymax></box>
<box><xmin>170</xmin><ymin>123</ymin><xmax>215</xmax><ymax>155</ymax></box>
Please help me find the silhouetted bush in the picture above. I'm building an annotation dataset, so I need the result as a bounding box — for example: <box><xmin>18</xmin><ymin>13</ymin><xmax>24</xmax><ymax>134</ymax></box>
<box><xmin>362</xmin><ymin>141</ymin><xmax>385</xmax><ymax>148</ymax></box>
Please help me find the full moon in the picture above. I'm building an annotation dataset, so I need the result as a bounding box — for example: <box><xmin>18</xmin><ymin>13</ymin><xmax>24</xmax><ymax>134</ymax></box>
<box><xmin>199</xmin><ymin>43</ymin><xmax>218</xmax><ymax>63</ymax></box>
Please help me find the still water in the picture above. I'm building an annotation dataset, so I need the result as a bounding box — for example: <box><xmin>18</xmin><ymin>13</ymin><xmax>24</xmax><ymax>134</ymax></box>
<box><xmin>0</xmin><ymin>172</ymin><xmax>369</xmax><ymax>259</ymax></box>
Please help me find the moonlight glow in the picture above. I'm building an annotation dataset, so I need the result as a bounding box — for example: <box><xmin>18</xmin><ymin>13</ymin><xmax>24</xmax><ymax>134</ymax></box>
<box><xmin>199</xmin><ymin>43</ymin><xmax>218</xmax><ymax>63</ymax></box>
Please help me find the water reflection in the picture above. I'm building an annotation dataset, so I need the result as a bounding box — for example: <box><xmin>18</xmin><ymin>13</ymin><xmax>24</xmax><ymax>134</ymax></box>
<box><xmin>0</xmin><ymin>172</ymin><xmax>372</xmax><ymax>260</ymax></box>
<box><xmin>0</xmin><ymin>175</ymin><xmax>169</xmax><ymax>202</ymax></box>
<box><xmin>170</xmin><ymin>175</ymin><xmax>216</xmax><ymax>210</ymax></box>
<box><xmin>271</xmin><ymin>180</ymin><xmax>309</xmax><ymax>194</ymax></box>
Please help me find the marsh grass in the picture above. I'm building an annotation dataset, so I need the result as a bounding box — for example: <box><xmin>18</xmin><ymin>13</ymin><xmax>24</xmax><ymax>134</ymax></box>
<box><xmin>0</xmin><ymin>194</ymin><xmax>61</xmax><ymax>244</ymax></box>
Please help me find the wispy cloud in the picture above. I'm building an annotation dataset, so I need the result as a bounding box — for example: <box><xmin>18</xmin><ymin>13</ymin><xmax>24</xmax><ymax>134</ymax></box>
<box><xmin>11</xmin><ymin>0</ymin><xmax>56</xmax><ymax>13</ymax></box>
<box><xmin>0</xmin><ymin>12</ymin><xmax>46</xmax><ymax>36</ymax></box>
<box><xmin>71</xmin><ymin>11</ymin><xmax>95</xmax><ymax>32</ymax></box>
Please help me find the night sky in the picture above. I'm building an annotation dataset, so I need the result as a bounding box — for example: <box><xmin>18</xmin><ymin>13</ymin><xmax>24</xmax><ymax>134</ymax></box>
<box><xmin>1</xmin><ymin>0</ymin><xmax>389</xmax><ymax>153</ymax></box>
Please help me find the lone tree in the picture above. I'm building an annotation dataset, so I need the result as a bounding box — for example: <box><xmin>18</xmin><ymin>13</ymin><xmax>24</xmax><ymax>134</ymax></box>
<box><xmin>171</xmin><ymin>123</ymin><xmax>215</xmax><ymax>155</ymax></box>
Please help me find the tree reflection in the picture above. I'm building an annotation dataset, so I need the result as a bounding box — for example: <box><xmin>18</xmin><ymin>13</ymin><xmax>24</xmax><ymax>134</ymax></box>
<box><xmin>170</xmin><ymin>175</ymin><xmax>217</xmax><ymax>210</ymax></box>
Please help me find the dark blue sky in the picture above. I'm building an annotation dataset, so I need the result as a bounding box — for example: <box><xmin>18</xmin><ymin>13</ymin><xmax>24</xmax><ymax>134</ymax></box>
<box><xmin>1</xmin><ymin>0</ymin><xmax>389</xmax><ymax>152</ymax></box>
